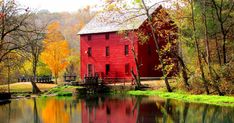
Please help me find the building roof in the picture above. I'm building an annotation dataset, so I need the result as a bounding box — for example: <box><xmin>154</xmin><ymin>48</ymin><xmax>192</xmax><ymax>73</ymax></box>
<box><xmin>78</xmin><ymin>5</ymin><xmax>160</xmax><ymax>35</ymax></box>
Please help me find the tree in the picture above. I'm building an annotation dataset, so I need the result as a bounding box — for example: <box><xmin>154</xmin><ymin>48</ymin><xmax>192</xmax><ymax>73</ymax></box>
<box><xmin>0</xmin><ymin>0</ymin><xmax>31</xmax><ymax>63</ymax></box>
<box><xmin>103</xmin><ymin>0</ymin><xmax>177</xmax><ymax>92</ymax></box>
<box><xmin>139</xmin><ymin>0</ymin><xmax>173</xmax><ymax>92</ymax></box>
<box><xmin>119</xmin><ymin>30</ymin><xmax>143</xmax><ymax>89</ymax></box>
<box><xmin>41</xmin><ymin>22</ymin><xmax>70</xmax><ymax>84</ymax></box>
<box><xmin>211</xmin><ymin>0</ymin><xmax>234</xmax><ymax>64</ymax></box>
<box><xmin>22</xmin><ymin>15</ymin><xmax>46</xmax><ymax>94</ymax></box>
<box><xmin>199</xmin><ymin>0</ymin><xmax>223</xmax><ymax>95</ymax></box>
<box><xmin>189</xmin><ymin>0</ymin><xmax>210</xmax><ymax>94</ymax></box>
<box><xmin>0</xmin><ymin>0</ymin><xmax>47</xmax><ymax>94</ymax></box>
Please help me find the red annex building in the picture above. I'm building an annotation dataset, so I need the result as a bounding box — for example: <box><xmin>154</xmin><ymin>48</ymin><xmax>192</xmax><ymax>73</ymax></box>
<box><xmin>78</xmin><ymin>5</ymin><xmax>177</xmax><ymax>82</ymax></box>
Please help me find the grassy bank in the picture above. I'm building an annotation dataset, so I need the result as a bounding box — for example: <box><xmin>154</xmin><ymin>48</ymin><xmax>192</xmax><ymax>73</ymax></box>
<box><xmin>42</xmin><ymin>85</ymin><xmax>82</xmax><ymax>96</ymax></box>
<box><xmin>127</xmin><ymin>90</ymin><xmax>234</xmax><ymax>107</ymax></box>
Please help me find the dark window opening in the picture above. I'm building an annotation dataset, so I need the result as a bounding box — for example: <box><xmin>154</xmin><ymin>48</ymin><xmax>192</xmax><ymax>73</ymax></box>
<box><xmin>125</xmin><ymin>45</ymin><xmax>129</xmax><ymax>56</ymax></box>
<box><xmin>125</xmin><ymin>63</ymin><xmax>130</xmax><ymax>74</ymax></box>
<box><xmin>88</xmin><ymin>47</ymin><xmax>92</xmax><ymax>57</ymax></box>
<box><xmin>88</xmin><ymin>35</ymin><xmax>92</xmax><ymax>41</ymax></box>
<box><xmin>106</xmin><ymin>64</ymin><xmax>110</xmax><ymax>75</ymax></box>
<box><xmin>106</xmin><ymin>46</ymin><xmax>110</xmax><ymax>56</ymax></box>
<box><xmin>87</xmin><ymin>64</ymin><xmax>93</xmax><ymax>76</ymax></box>
<box><xmin>105</xmin><ymin>33</ymin><xmax>110</xmax><ymax>40</ymax></box>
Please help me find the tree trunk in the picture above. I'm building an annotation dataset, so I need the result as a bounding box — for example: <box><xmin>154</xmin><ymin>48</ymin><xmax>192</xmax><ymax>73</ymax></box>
<box><xmin>222</xmin><ymin>34</ymin><xmax>227</xmax><ymax>64</ymax></box>
<box><xmin>211</xmin><ymin>0</ymin><xmax>231</xmax><ymax>64</ymax></box>
<box><xmin>55</xmin><ymin>74</ymin><xmax>58</xmax><ymax>84</ymax></box>
<box><xmin>174</xmin><ymin>53</ymin><xmax>190</xmax><ymax>89</ymax></box>
<box><xmin>142</xmin><ymin>0</ymin><xmax>172</xmax><ymax>92</ymax></box>
<box><xmin>211</xmin><ymin>9</ymin><xmax>222</xmax><ymax>65</ymax></box>
<box><xmin>7</xmin><ymin>57</ymin><xmax>10</xmax><ymax>93</ymax></box>
<box><xmin>131</xmin><ymin>47</ymin><xmax>141</xmax><ymax>89</ymax></box>
<box><xmin>202</xmin><ymin>0</ymin><xmax>223</xmax><ymax>96</ymax></box>
<box><xmin>171</xmin><ymin>28</ymin><xmax>190</xmax><ymax>89</ymax></box>
<box><xmin>31</xmin><ymin>57</ymin><xmax>41</xmax><ymax>94</ymax></box>
<box><xmin>191</xmin><ymin>0</ymin><xmax>209</xmax><ymax>94</ymax></box>
<box><xmin>215</xmin><ymin>36</ymin><xmax>222</xmax><ymax>66</ymax></box>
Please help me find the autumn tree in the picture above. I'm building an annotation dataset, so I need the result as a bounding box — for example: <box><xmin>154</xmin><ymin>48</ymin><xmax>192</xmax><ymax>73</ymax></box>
<box><xmin>211</xmin><ymin>0</ymin><xmax>234</xmax><ymax>64</ymax></box>
<box><xmin>41</xmin><ymin>22</ymin><xmax>70</xmax><ymax>84</ymax></box>
<box><xmin>22</xmin><ymin>15</ymin><xmax>46</xmax><ymax>94</ymax></box>
<box><xmin>103</xmin><ymin>0</ymin><xmax>179</xmax><ymax>91</ymax></box>
<box><xmin>0</xmin><ymin>0</ymin><xmax>49</xmax><ymax>94</ymax></box>
<box><xmin>0</xmin><ymin>0</ymin><xmax>31</xmax><ymax>63</ymax></box>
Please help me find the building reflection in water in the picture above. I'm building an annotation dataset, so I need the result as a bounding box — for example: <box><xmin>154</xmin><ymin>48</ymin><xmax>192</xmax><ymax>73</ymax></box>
<box><xmin>0</xmin><ymin>96</ymin><xmax>233</xmax><ymax>123</ymax></box>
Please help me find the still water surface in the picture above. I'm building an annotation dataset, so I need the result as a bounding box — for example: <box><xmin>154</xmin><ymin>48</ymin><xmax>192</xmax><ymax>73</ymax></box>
<box><xmin>0</xmin><ymin>95</ymin><xmax>233</xmax><ymax>123</ymax></box>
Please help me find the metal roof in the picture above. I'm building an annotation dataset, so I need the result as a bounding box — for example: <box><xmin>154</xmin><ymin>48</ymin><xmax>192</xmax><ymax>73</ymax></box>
<box><xmin>78</xmin><ymin>5</ymin><xmax>159</xmax><ymax>35</ymax></box>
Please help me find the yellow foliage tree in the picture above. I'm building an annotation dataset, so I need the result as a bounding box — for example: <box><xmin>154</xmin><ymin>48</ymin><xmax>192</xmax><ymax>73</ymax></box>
<box><xmin>41</xmin><ymin>22</ymin><xmax>70</xmax><ymax>83</ymax></box>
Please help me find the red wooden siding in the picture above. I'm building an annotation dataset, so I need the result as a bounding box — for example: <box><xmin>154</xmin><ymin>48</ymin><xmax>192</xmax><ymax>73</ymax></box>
<box><xmin>79</xmin><ymin>6</ymin><xmax>178</xmax><ymax>81</ymax></box>
<box><xmin>80</xmin><ymin>32</ymin><xmax>137</xmax><ymax>80</ymax></box>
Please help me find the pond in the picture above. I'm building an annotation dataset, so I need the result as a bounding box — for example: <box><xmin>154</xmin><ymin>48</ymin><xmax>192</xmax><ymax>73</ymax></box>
<box><xmin>0</xmin><ymin>95</ymin><xmax>233</xmax><ymax>123</ymax></box>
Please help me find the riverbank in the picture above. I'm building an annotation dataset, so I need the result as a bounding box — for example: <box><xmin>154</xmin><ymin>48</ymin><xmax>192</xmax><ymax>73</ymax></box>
<box><xmin>0</xmin><ymin>82</ymin><xmax>57</xmax><ymax>99</ymax></box>
<box><xmin>42</xmin><ymin>83</ymin><xmax>234</xmax><ymax>107</ymax></box>
<box><xmin>0</xmin><ymin>82</ymin><xmax>57</xmax><ymax>92</ymax></box>
<box><xmin>1</xmin><ymin>81</ymin><xmax>234</xmax><ymax>107</ymax></box>
<box><xmin>127</xmin><ymin>90</ymin><xmax>234</xmax><ymax>107</ymax></box>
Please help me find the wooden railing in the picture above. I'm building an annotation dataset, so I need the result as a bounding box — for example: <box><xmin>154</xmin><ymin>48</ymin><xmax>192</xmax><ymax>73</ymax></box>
<box><xmin>18</xmin><ymin>76</ymin><xmax>53</xmax><ymax>83</ymax></box>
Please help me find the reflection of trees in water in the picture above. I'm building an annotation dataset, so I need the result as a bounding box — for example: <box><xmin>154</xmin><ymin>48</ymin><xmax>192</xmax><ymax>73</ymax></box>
<box><xmin>170</xmin><ymin>101</ymin><xmax>234</xmax><ymax>123</ymax></box>
<box><xmin>132</xmin><ymin>97</ymin><xmax>234</xmax><ymax>123</ymax></box>
<box><xmin>182</xmin><ymin>102</ymin><xmax>189</xmax><ymax>123</ymax></box>
<box><xmin>33</xmin><ymin>98</ymin><xmax>40</xmax><ymax>123</ymax></box>
<box><xmin>7</xmin><ymin>102</ymin><xmax>11</xmax><ymax>123</ymax></box>
<box><xmin>41</xmin><ymin>99</ymin><xmax>70</xmax><ymax>123</ymax></box>
<box><xmin>0</xmin><ymin>97</ymin><xmax>234</xmax><ymax>123</ymax></box>
<box><xmin>202</xmin><ymin>104</ymin><xmax>208</xmax><ymax>123</ymax></box>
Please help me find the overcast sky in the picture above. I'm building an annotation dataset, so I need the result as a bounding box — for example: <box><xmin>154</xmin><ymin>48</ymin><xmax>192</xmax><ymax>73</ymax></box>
<box><xmin>15</xmin><ymin>0</ymin><xmax>168</xmax><ymax>13</ymax></box>
<box><xmin>16</xmin><ymin>0</ymin><xmax>102</xmax><ymax>12</ymax></box>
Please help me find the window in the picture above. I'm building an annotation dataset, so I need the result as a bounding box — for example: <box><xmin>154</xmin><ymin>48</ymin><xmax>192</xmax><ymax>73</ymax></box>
<box><xmin>87</xmin><ymin>64</ymin><xmax>93</xmax><ymax>76</ymax></box>
<box><xmin>106</xmin><ymin>64</ymin><xmax>110</xmax><ymax>75</ymax></box>
<box><xmin>88</xmin><ymin>47</ymin><xmax>92</xmax><ymax>57</ymax></box>
<box><xmin>106</xmin><ymin>46</ymin><xmax>110</xmax><ymax>56</ymax></box>
<box><xmin>105</xmin><ymin>33</ymin><xmax>110</xmax><ymax>40</ymax></box>
<box><xmin>88</xmin><ymin>35</ymin><xmax>92</xmax><ymax>41</ymax></box>
<box><xmin>124</xmin><ymin>45</ymin><xmax>129</xmax><ymax>56</ymax></box>
<box><xmin>125</xmin><ymin>63</ymin><xmax>130</xmax><ymax>74</ymax></box>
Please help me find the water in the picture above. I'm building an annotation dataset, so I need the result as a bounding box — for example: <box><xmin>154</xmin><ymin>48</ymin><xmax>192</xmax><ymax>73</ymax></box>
<box><xmin>0</xmin><ymin>95</ymin><xmax>233</xmax><ymax>123</ymax></box>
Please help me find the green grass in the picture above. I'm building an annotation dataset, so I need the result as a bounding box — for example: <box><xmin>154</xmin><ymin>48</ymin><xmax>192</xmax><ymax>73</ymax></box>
<box><xmin>127</xmin><ymin>90</ymin><xmax>234</xmax><ymax>107</ymax></box>
<box><xmin>43</xmin><ymin>85</ymin><xmax>83</xmax><ymax>96</ymax></box>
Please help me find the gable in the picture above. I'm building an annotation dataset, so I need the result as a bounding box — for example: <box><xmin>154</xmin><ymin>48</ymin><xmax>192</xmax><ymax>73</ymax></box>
<box><xmin>78</xmin><ymin>5</ymin><xmax>160</xmax><ymax>35</ymax></box>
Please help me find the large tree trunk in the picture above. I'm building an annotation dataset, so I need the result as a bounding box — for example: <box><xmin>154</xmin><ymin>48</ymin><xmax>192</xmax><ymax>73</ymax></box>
<box><xmin>142</xmin><ymin>0</ymin><xmax>172</xmax><ymax>92</ymax></box>
<box><xmin>191</xmin><ymin>0</ymin><xmax>209</xmax><ymax>94</ymax></box>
